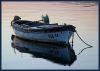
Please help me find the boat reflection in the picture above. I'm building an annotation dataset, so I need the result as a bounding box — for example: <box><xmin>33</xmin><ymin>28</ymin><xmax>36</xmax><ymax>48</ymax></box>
<box><xmin>11</xmin><ymin>35</ymin><xmax>77</xmax><ymax>66</ymax></box>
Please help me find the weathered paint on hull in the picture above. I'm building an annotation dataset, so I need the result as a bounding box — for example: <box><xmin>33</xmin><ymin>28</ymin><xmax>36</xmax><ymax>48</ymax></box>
<box><xmin>13</xmin><ymin>28</ymin><xmax>74</xmax><ymax>44</ymax></box>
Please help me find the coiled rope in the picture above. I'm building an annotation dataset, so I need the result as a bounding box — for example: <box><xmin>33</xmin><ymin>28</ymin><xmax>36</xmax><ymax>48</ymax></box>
<box><xmin>73</xmin><ymin>30</ymin><xmax>93</xmax><ymax>56</ymax></box>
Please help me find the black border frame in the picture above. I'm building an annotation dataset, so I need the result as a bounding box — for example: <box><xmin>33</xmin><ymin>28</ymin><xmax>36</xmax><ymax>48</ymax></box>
<box><xmin>1</xmin><ymin>0</ymin><xmax>99</xmax><ymax>71</ymax></box>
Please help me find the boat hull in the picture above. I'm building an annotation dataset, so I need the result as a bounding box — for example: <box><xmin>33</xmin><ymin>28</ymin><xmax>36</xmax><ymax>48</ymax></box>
<box><xmin>13</xmin><ymin>28</ymin><xmax>74</xmax><ymax>44</ymax></box>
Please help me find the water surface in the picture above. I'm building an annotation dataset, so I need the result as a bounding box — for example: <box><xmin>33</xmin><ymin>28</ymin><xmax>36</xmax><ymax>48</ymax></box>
<box><xmin>2</xmin><ymin>1</ymin><xmax>98</xmax><ymax>69</ymax></box>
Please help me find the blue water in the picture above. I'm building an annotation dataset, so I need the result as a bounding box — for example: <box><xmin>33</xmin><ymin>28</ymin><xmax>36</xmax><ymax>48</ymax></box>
<box><xmin>2</xmin><ymin>1</ymin><xmax>98</xmax><ymax>69</ymax></box>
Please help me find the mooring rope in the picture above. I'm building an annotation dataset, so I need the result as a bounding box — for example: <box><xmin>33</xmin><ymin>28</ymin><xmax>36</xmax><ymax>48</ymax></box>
<box><xmin>71</xmin><ymin>33</ymin><xmax>74</xmax><ymax>48</ymax></box>
<box><xmin>74</xmin><ymin>30</ymin><xmax>93</xmax><ymax>56</ymax></box>
<box><xmin>77</xmin><ymin>46</ymin><xmax>92</xmax><ymax>56</ymax></box>
<box><xmin>75</xmin><ymin>30</ymin><xmax>93</xmax><ymax>47</ymax></box>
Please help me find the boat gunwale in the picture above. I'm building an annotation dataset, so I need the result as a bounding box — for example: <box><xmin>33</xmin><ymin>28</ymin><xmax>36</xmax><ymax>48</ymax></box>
<box><xmin>12</xmin><ymin>20</ymin><xmax>76</xmax><ymax>33</ymax></box>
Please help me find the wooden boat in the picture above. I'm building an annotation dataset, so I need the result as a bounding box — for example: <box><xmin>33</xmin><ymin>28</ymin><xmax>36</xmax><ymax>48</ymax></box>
<box><xmin>11</xmin><ymin>15</ymin><xmax>76</xmax><ymax>44</ymax></box>
<box><xmin>11</xmin><ymin>35</ymin><xmax>77</xmax><ymax>66</ymax></box>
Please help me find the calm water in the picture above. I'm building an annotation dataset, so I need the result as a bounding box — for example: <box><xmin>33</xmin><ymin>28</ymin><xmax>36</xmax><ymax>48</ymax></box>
<box><xmin>2</xmin><ymin>1</ymin><xmax>98</xmax><ymax>69</ymax></box>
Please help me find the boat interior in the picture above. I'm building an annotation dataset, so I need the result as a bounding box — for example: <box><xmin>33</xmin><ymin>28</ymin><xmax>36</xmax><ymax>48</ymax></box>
<box><xmin>15</xmin><ymin>20</ymin><xmax>58</xmax><ymax>27</ymax></box>
<box><xmin>14</xmin><ymin>20</ymin><xmax>76</xmax><ymax>32</ymax></box>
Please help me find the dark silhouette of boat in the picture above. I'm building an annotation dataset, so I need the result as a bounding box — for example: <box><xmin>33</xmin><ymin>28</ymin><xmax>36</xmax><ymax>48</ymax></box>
<box><xmin>11</xmin><ymin>35</ymin><xmax>77</xmax><ymax>66</ymax></box>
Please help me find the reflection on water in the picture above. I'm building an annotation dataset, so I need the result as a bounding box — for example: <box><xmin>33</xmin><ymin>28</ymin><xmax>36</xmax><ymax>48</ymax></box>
<box><xmin>2</xmin><ymin>1</ymin><xmax>98</xmax><ymax>69</ymax></box>
<box><xmin>11</xmin><ymin>35</ymin><xmax>77</xmax><ymax>66</ymax></box>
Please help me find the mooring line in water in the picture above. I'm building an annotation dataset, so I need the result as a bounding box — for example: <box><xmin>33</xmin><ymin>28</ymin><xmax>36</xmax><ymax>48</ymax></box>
<box><xmin>75</xmin><ymin>30</ymin><xmax>93</xmax><ymax>56</ymax></box>
<box><xmin>77</xmin><ymin>46</ymin><xmax>92</xmax><ymax>56</ymax></box>
<box><xmin>71</xmin><ymin>32</ymin><xmax>74</xmax><ymax>48</ymax></box>
<box><xmin>75</xmin><ymin>30</ymin><xmax>93</xmax><ymax>47</ymax></box>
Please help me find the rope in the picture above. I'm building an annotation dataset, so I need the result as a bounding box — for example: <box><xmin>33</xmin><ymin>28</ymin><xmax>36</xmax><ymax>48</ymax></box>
<box><xmin>77</xmin><ymin>46</ymin><xmax>92</xmax><ymax>56</ymax></box>
<box><xmin>75</xmin><ymin>30</ymin><xmax>93</xmax><ymax>47</ymax></box>
<box><xmin>75</xmin><ymin>30</ymin><xmax>93</xmax><ymax>56</ymax></box>
<box><xmin>71</xmin><ymin>33</ymin><xmax>74</xmax><ymax>48</ymax></box>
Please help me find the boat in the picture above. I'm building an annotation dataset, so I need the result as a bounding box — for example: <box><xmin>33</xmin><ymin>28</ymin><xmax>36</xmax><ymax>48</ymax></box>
<box><xmin>11</xmin><ymin>15</ymin><xmax>76</xmax><ymax>44</ymax></box>
<box><xmin>11</xmin><ymin>35</ymin><xmax>77</xmax><ymax>66</ymax></box>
